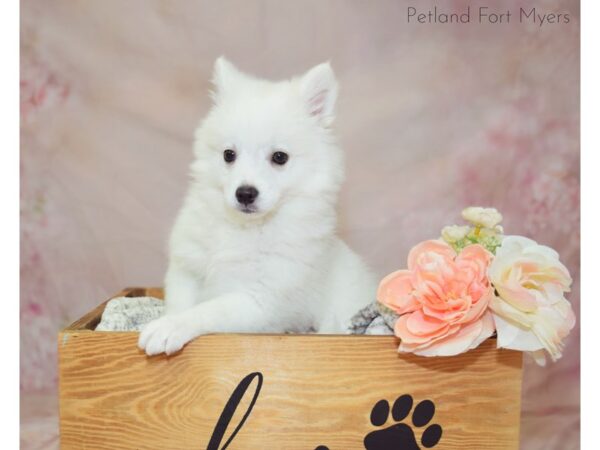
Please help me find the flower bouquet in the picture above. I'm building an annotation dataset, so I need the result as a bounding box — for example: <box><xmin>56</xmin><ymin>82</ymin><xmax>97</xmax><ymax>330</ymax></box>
<box><xmin>377</xmin><ymin>207</ymin><xmax>575</xmax><ymax>365</ymax></box>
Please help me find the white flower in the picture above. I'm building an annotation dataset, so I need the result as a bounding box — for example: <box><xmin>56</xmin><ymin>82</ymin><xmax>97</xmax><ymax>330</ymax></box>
<box><xmin>488</xmin><ymin>236</ymin><xmax>575</xmax><ymax>365</ymax></box>
<box><xmin>441</xmin><ymin>225</ymin><xmax>470</xmax><ymax>243</ymax></box>
<box><xmin>462</xmin><ymin>207</ymin><xmax>503</xmax><ymax>229</ymax></box>
<box><xmin>480</xmin><ymin>224</ymin><xmax>504</xmax><ymax>236</ymax></box>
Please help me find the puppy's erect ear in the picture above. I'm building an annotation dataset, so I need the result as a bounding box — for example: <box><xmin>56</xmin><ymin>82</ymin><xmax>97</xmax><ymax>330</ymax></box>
<box><xmin>299</xmin><ymin>62</ymin><xmax>338</xmax><ymax>126</ymax></box>
<box><xmin>211</xmin><ymin>56</ymin><xmax>244</xmax><ymax>102</ymax></box>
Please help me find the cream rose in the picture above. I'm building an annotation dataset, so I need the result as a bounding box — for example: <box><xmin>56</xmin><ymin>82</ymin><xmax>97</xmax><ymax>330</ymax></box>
<box><xmin>488</xmin><ymin>236</ymin><xmax>575</xmax><ymax>364</ymax></box>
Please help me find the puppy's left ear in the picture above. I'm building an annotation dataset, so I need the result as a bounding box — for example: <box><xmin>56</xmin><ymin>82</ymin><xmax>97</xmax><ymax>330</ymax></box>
<box><xmin>211</xmin><ymin>56</ymin><xmax>244</xmax><ymax>103</ymax></box>
<box><xmin>300</xmin><ymin>62</ymin><xmax>338</xmax><ymax>127</ymax></box>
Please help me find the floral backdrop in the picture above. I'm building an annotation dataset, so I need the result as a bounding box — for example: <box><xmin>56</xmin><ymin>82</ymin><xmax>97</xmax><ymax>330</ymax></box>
<box><xmin>20</xmin><ymin>0</ymin><xmax>580</xmax><ymax>448</ymax></box>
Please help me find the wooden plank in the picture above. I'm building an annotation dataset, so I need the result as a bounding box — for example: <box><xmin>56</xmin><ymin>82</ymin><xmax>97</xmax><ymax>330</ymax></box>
<box><xmin>59</xmin><ymin>331</ymin><xmax>522</xmax><ymax>450</ymax></box>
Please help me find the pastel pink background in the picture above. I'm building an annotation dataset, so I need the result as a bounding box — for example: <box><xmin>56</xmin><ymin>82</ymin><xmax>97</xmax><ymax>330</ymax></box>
<box><xmin>20</xmin><ymin>1</ymin><xmax>580</xmax><ymax>448</ymax></box>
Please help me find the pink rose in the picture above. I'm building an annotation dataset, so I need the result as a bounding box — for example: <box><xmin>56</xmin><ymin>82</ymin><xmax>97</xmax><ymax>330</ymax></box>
<box><xmin>378</xmin><ymin>240</ymin><xmax>495</xmax><ymax>356</ymax></box>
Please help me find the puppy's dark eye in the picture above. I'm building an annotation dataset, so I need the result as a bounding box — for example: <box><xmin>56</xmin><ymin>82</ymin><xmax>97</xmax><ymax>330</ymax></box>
<box><xmin>271</xmin><ymin>151</ymin><xmax>289</xmax><ymax>165</ymax></box>
<box><xmin>223</xmin><ymin>149</ymin><xmax>236</xmax><ymax>163</ymax></box>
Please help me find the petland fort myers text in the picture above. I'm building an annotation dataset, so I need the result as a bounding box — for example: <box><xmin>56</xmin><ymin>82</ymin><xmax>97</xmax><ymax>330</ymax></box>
<box><xmin>407</xmin><ymin>6</ymin><xmax>571</xmax><ymax>26</ymax></box>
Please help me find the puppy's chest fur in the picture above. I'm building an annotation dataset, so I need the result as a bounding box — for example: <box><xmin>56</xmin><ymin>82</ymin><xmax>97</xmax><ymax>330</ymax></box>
<box><xmin>178</xmin><ymin>211</ymin><xmax>332</xmax><ymax>302</ymax></box>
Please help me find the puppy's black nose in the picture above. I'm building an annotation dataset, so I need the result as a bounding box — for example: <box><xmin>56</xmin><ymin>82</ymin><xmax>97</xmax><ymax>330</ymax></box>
<box><xmin>235</xmin><ymin>185</ymin><xmax>259</xmax><ymax>205</ymax></box>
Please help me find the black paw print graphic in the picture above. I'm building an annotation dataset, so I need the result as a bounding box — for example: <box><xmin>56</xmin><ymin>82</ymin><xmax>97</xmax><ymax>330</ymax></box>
<box><xmin>315</xmin><ymin>394</ymin><xmax>442</xmax><ymax>450</ymax></box>
<box><xmin>363</xmin><ymin>394</ymin><xmax>442</xmax><ymax>449</ymax></box>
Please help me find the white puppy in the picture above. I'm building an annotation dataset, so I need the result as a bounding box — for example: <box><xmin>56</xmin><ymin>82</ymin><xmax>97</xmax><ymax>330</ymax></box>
<box><xmin>139</xmin><ymin>58</ymin><xmax>376</xmax><ymax>355</ymax></box>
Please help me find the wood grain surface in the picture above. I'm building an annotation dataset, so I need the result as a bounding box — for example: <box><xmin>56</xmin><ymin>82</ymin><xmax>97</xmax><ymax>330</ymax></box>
<box><xmin>59</xmin><ymin>295</ymin><xmax>523</xmax><ymax>450</ymax></box>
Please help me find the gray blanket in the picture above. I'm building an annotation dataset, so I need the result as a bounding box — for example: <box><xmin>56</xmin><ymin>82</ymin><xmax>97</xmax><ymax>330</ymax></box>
<box><xmin>96</xmin><ymin>296</ymin><xmax>398</xmax><ymax>335</ymax></box>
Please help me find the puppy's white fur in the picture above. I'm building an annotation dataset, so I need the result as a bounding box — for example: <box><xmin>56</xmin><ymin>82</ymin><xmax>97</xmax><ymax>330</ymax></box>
<box><xmin>139</xmin><ymin>58</ymin><xmax>376</xmax><ymax>355</ymax></box>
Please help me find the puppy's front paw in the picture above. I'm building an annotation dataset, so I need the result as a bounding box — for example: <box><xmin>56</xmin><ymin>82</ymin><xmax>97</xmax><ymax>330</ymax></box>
<box><xmin>138</xmin><ymin>314</ymin><xmax>196</xmax><ymax>356</ymax></box>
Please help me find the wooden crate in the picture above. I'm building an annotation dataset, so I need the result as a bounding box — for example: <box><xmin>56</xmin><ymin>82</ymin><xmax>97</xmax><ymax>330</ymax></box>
<box><xmin>59</xmin><ymin>288</ymin><xmax>523</xmax><ymax>450</ymax></box>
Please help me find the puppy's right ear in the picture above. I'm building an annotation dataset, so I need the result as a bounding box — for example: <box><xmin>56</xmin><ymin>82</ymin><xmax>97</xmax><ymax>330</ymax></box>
<box><xmin>211</xmin><ymin>56</ymin><xmax>243</xmax><ymax>102</ymax></box>
<box><xmin>299</xmin><ymin>62</ymin><xmax>338</xmax><ymax>127</ymax></box>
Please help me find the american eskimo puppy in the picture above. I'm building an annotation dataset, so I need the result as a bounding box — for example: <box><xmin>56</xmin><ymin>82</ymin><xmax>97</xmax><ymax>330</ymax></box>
<box><xmin>139</xmin><ymin>58</ymin><xmax>376</xmax><ymax>355</ymax></box>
